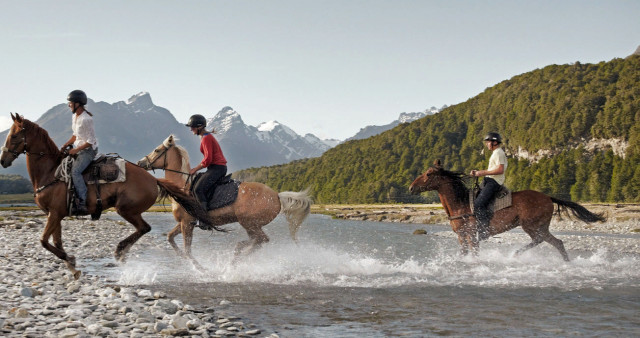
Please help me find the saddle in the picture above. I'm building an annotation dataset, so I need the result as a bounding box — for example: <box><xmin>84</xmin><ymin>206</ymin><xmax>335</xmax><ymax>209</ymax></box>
<box><xmin>55</xmin><ymin>154</ymin><xmax>127</xmax><ymax>219</ymax></box>
<box><xmin>189</xmin><ymin>173</ymin><xmax>240</xmax><ymax>210</ymax></box>
<box><xmin>469</xmin><ymin>183</ymin><xmax>512</xmax><ymax>214</ymax></box>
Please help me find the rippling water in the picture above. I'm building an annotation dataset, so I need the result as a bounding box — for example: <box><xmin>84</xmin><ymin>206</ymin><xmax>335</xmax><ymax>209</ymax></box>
<box><xmin>86</xmin><ymin>213</ymin><xmax>640</xmax><ymax>337</ymax></box>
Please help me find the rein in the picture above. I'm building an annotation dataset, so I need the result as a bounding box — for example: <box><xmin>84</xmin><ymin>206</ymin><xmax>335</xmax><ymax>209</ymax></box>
<box><xmin>141</xmin><ymin>144</ymin><xmax>192</xmax><ymax>191</ymax></box>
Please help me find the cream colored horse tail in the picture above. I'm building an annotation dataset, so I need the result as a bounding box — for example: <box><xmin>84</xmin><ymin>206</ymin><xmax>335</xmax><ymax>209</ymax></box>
<box><xmin>278</xmin><ymin>188</ymin><xmax>312</xmax><ymax>241</ymax></box>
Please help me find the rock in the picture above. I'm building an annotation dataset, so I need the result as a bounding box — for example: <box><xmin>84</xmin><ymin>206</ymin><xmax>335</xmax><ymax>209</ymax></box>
<box><xmin>153</xmin><ymin>321</ymin><xmax>169</xmax><ymax>332</ymax></box>
<box><xmin>170</xmin><ymin>314</ymin><xmax>189</xmax><ymax>329</ymax></box>
<box><xmin>15</xmin><ymin>308</ymin><xmax>29</xmax><ymax>318</ymax></box>
<box><xmin>159</xmin><ymin>328</ymin><xmax>189</xmax><ymax>336</ymax></box>
<box><xmin>66</xmin><ymin>282</ymin><xmax>81</xmax><ymax>294</ymax></box>
<box><xmin>137</xmin><ymin>289</ymin><xmax>153</xmax><ymax>298</ymax></box>
<box><xmin>245</xmin><ymin>329</ymin><xmax>262</xmax><ymax>335</ymax></box>
<box><xmin>413</xmin><ymin>229</ymin><xmax>428</xmax><ymax>235</ymax></box>
<box><xmin>20</xmin><ymin>287</ymin><xmax>36</xmax><ymax>298</ymax></box>
<box><xmin>154</xmin><ymin>299</ymin><xmax>178</xmax><ymax>314</ymax></box>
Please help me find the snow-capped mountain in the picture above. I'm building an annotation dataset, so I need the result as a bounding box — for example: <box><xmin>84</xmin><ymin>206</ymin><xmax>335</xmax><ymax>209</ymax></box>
<box><xmin>0</xmin><ymin>91</ymin><xmax>445</xmax><ymax>178</ymax></box>
<box><xmin>343</xmin><ymin>106</ymin><xmax>444</xmax><ymax>142</ymax></box>
<box><xmin>207</xmin><ymin>107</ymin><xmax>331</xmax><ymax>170</ymax></box>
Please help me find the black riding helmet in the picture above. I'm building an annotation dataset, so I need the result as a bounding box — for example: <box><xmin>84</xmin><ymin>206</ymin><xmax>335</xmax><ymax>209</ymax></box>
<box><xmin>185</xmin><ymin>114</ymin><xmax>207</xmax><ymax>128</ymax></box>
<box><xmin>483</xmin><ymin>132</ymin><xmax>502</xmax><ymax>144</ymax></box>
<box><xmin>67</xmin><ymin>90</ymin><xmax>87</xmax><ymax>106</ymax></box>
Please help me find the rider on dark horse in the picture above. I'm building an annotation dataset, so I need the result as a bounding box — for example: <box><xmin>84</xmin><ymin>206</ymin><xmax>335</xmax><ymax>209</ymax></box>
<box><xmin>185</xmin><ymin>114</ymin><xmax>228</xmax><ymax>225</ymax></box>
<box><xmin>60</xmin><ymin>90</ymin><xmax>98</xmax><ymax>215</ymax></box>
<box><xmin>469</xmin><ymin>132</ymin><xmax>507</xmax><ymax>240</ymax></box>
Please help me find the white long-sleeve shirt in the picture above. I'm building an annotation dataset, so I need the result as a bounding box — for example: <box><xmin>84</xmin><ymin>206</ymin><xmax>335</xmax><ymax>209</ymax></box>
<box><xmin>72</xmin><ymin>112</ymin><xmax>98</xmax><ymax>150</ymax></box>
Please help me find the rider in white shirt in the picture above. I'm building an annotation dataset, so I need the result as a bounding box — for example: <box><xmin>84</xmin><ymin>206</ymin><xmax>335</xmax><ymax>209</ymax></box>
<box><xmin>61</xmin><ymin>90</ymin><xmax>98</xmax><ymax>215</ymax></box>
<box><xmin>469</xmin><ymin>132</ymin><xmax>507</xmax><ymax>240</ymax></box>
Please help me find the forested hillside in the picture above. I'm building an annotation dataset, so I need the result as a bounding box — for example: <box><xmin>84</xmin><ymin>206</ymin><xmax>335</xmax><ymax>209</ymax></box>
<box><xmin>235</xmin><ymin>56</ymin><xmax>640</xmax><ymax>203</ymax></box>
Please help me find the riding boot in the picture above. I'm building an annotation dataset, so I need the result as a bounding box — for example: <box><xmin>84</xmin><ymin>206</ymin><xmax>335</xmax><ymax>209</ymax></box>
<box><xmin>475</xmin><ymin>209</ymin><xmax>492</xmax><ymax>241</ymax></box>
<box><xmin>194</xmin><ymin>201</ymin><xmax>211</xmax><ymax>230</ymax></box>
<box><xmin>75</xmin><ymin>199</ymin><xmax>89</xmax><ymax>216</ymax></box>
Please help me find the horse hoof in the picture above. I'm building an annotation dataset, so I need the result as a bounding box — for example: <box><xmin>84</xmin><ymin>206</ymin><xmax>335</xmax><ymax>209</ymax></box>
<box><xmin>73</xmin><ymin>270</ymin><xmax>82</xmax><ymax>280</ymax></box>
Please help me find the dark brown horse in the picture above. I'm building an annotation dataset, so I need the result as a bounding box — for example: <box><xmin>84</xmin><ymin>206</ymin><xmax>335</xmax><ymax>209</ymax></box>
<box><xmin>137</xmin><ymin>135</ymin><xmax>312</xmax><ymax>262</ymax></box>
<box><xmin>409</xmin><ymin>159</ymin><xmax>606</xmax><ymax>261</ymax></box>
<box><xmin>0</xmin><ymin>114</ymin><xmax>212</xmax><ymax>279</ymax></box>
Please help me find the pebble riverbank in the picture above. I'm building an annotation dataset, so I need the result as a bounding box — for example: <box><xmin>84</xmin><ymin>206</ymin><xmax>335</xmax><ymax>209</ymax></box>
<box><xmin>0</xmin><ymin>210</ymin><xmax>274</xmax><ymax>337</ymax></box>
<box><xmin>2</xmin><ymin>205</ymin><xmax>639</xmax><ymax>337</ymax></box>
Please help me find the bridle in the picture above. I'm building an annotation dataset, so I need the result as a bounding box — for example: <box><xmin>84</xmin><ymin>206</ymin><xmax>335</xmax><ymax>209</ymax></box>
<box><xmin>1</xmin><ymin>127</ymin><xmax>27</xmax><ymax>157</ymax></box>
<box><xmin>2</xmin><ymin>127</ymin><xmax>60</xmax><ymax>158</ymax></box>
<box><xmin>142</xmin><ymin>143</ymin><xmax>190</xmax><ymax>176</ymax></box>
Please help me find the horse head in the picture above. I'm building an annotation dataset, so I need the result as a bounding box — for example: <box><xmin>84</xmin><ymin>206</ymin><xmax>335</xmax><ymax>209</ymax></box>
<box><xmin>1</xmin><ymin>113</ymin><xmax>27</xmax><ymax>168</ymax></box>
<box><xmin>409</xmin><ymin>159</ymin><xmax>446</xmax><ymax>194</ymax></box>
<box><xmin>137</xmin><ymin>134</ymin><xmax>176</xmax><ymax>170</ymax></box>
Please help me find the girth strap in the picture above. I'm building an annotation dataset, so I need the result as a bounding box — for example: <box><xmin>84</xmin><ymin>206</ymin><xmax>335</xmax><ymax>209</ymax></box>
<box><xmin>448</xmin><ymin>213</ymin><xmax>475</xmax><ymax>221</ymax></box>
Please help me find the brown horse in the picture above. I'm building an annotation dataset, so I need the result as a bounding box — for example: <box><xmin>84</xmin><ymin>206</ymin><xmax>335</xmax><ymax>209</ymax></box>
<box><xmin>137</xmin><ymin>135</ymin><xmax>312</xmax><ymax>262</ymax></box>
<box><xmin>0</xmin><ymin>114</ymin><xmax>212</xmax><ymax>279</ymax></box>
<box><xmin>409</xmin><ymin>159</ymin><xmax>606</xmax><ymax>261</ymax></box>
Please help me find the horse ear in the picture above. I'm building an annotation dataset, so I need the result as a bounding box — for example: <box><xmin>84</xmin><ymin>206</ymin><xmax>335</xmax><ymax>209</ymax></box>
<box><xmin>433</xmin><ymin>159</ymin><xmax>442</xmax><ymax>168</ymax></box>
<box><xmin>10</xmin><ymin>112</ymin><xmax>16</xmax><ymax>121</ymax></box>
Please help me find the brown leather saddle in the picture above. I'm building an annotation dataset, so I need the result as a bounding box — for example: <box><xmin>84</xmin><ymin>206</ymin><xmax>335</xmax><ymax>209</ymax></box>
<box><xmin>469</xmin><ymin>183</ymin><xmax>512</xmax><ymax>214</ymax></box>
<box><xmin>55</xmin><ymin>154</ymin><xmax>125</xmax><ymax>219</ymax></box>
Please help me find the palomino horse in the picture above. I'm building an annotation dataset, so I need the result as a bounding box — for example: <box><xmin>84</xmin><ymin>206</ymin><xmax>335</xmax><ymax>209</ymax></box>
<box><xmin>137</xmin><ymin>135</ymin><xmax>312</xmax><ymax>262</ymax></box>
<box><xmin>0</xmin><ymin>114</ymin><xmax>212</xmax><ymax>279</ymax></box>
<box><xmin>409</xmin><ymin>159</ymin><xmax>606</xmax><ymax>261</ymax></box>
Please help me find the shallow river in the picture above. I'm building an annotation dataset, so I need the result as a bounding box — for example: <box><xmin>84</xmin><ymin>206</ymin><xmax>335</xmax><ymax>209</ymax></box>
<box><xmin>87</xmin><ymin>213</ymin><xmax>640</xmax><ymax>337</ymax></box>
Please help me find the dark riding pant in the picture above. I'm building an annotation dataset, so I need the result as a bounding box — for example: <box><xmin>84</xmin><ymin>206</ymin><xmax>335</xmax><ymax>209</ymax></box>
<box><xmin>193</xmin><ymin>164</ymin><xmax>227</xmax><ymax>211</ymax></box>
<box><xmin>473</xmin><ymin>177</ymin><xmax>501</xmax><ymax>237</ymax></box>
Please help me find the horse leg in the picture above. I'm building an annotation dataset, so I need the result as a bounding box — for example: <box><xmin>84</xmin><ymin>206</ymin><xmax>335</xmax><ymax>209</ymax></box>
<box><xmin>167</xmin><ymin>223</ymin><xmax>186</xmax><ymax>258</ymax></box>
<box><xmin>114</xmin><ymin>212</ymin><xmax>151</xmax><ymax>262</ymax></box>
<box><xmin>181</xmin><ymin>220</ymin><xmax>206</xmax><ymax>271</ymax></box>
<box><xmin>543</xmin><ymin>232</ymin><xmax>570</xmax><ymax>262</ymax></box>
<box><xmin>515</xmin><ymin>238</ymin><xmax>544</xmax><ymax>256</ymax></box>
<box><xmin>234</xmin><ymin>225</ymin><xmax>270</xmax><ymax>257</ymax></box>
<box><xmin>40</xmin><ymin>215</ymin><xmax>81</xmax><ymax>279</ymax></box>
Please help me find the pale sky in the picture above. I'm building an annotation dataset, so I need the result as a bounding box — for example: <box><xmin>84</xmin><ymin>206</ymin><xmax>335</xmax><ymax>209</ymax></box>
<box><xmin>1</xmin><ymin>0</ymin><xmax>638</xmax><ymax>140</ymax></box>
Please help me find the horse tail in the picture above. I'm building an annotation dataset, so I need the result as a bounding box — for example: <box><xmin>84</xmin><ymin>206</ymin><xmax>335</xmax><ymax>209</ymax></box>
<box><xmin>278</xmin><ymin>188</ymin><xmax>313</xmax><ymax>241</ymax></box>
<box><xmin>550</xmin><ymin>197</ymin><xmax>607</xmax><ymax>223</ymax></box>
<box><xmin>156</xmin><ymin>178</ymin><xmax>226</xmax><ymax>232</ymax></box>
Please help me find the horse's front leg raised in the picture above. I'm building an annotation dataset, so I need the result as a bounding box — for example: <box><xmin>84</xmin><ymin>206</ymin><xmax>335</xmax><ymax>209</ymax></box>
<box><xmin>41</xmin><ymin>214</ymin><xmax>81</xmax><ymax>279</ymax></box>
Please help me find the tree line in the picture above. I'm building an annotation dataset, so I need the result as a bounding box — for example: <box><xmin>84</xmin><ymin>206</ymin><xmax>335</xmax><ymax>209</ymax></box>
<box><xmin>235</xmin><ymin>56</ymin><xmax>640</xmax><ymax>204</ymax></box>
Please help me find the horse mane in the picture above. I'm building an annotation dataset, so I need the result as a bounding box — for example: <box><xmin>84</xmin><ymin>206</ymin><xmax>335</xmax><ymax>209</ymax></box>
<box><xmin>438</xmin><ymin>168</ymin><xmax>470</xmax><ymax>203</ymax></box>
<box><xmin>23</xmin><ymin>119</ymin><xmax>62</xmax><ymax>159</ymax></box>
<box><xmin>174</xmin><ymin>145</ymin><xmax>190</xmax><ymax>174</ymax></box>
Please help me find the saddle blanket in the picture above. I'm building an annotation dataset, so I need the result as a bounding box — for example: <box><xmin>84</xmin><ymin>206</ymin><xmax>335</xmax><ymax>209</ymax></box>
<box><xmin>469</xmin><ymin>185</ymin><xmax>512</xmax><ymax>214</ymax></box>
<box><xmin>191</xmin><ymin>173</ymin><xmax>240</xmax><ymax>210</ymax></box>
<box><xmin>55</xmin><ymin>155</ymin><xmax>126</xmax><ymax>184</ymax></box>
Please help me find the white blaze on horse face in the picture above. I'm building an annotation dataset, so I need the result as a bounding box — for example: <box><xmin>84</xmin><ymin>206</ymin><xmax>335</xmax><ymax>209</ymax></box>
<box><xmin>1</xmin><ymin>126</ymin><xmax>15</xmax><ymax>159</ymax></box>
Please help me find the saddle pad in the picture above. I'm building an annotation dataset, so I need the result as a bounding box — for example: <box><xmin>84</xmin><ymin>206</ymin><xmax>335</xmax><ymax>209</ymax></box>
<box><xmin>55</xmin><ymin>157</ymin><xmax>127</xmax><ymax>184</ymax></box>
<box><xmin>207</xmin><ymin>180</ymin><xmax>239</xmax><ymax>210</ymax></box>
<box><xmin>86</xmin><ymin>158</ymin><xmax>126</xmax><ymax>184</ymax></box>
<box><xmin>469</xmin><ymin>186</ymin><xmax>512</xmax><ymax>214</ymax></box>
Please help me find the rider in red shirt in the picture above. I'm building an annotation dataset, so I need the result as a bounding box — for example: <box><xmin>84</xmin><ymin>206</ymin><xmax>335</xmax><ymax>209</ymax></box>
<box><xmin>186</xmin><ymin>114</ymin><xmax>227</xmax><ymax>213</ymax></box>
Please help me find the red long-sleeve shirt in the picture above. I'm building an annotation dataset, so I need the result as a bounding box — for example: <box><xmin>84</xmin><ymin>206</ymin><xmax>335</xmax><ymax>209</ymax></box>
<box><xmin>200</xmin><ymin>133</ymin><xmax>227</xmax><ymax>167</ymax></box>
